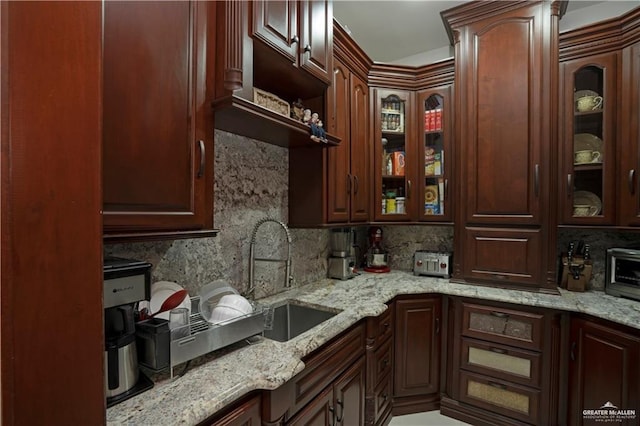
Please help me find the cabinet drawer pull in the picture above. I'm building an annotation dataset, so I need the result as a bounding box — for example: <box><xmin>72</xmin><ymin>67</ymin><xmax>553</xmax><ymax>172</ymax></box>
<box><xmin>489</xmin><ymin>381</ymin><xmax>508</xmax><ymax>390</ymax></box>
<box><xmin>629</xmin><ymin>169</ymin><xmax>636</xmax><ymax>195</ymax></box>
<box><xmin>435</xmin><ymin>317</ymin><xmax>440</xmax><ymax>334</ymax></box>
<box><xmin>354</xmin><ymin>175</ymin><xmax>359</xmax><ymax>195</ymax></box>
<box><xmin>346</xmin><ymin>173</ymin><xmax>352</xmax><ymax>194</ymax></box>
<box><xmin>336</xmin><ymin>399</ymin><xmax>344</xmax><ymax>422</ymax></box>
<box><xmin>570</xmin><ymin>341</ymin><xmax>577</xmax><ymax>361</ymax></box>
<box><xmin>329</xmin><ymin>406</ymin><xmax>335</xmax><ymax>426</ymax></box>
<box><xmin>444</xmin><ymin>179</ymin><xmax>448</xmax><ymax>201</ymax></box>
<box><xmin>407</xmin><ymin>180</ymin><xmax>412</xmax><ymax>199</ymax></box>
<box><xmin>567</xmin><ymin>173</ymin><xmax>573</xmax><ymax>197</ymax></box>
<box><xmin>534</xmin><ymin>164</ymin><xmax>540</xmax><ymax>196</ymax></box>
<box><xmin>303</xmin><ymin>44</ymin><xmax>311</xmax><ymax>53</ymax></box>
<box><xmin>197</xmin><ymin>140</ymin><xmax>205</xmax><ymax>178</ymax></box>
<box><xmin>490</xmin><ymin>347</ymin><xmax>507</xmax><ymax>354</ymax></box>
<box><xmin>489</xmin><ymin>311</ymin><xmax>509</xmax><ymax>319</ymax></box>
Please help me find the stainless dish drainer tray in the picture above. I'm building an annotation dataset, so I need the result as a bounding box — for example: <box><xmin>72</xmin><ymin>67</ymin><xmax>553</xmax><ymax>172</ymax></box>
<box><xmin>138</xmin><ymin>297</ymin><xmax>266</xmax><ymax>378</ymax></box>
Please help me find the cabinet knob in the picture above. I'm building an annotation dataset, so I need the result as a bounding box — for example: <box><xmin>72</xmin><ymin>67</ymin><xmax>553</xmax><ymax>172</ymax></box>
<box><xmin>303</xmin><ymin>44</ymin><xmax>311</xmax><ymax>53</ymax></box>
<box><xmin>291</xmin><ymin>35</ymin><xmax>299</xmax><ymax>44</ymax></box>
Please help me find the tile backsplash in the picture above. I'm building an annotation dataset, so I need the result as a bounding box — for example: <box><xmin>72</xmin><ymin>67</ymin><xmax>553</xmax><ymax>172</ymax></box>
<box><xmin>105</xmin><ymin>130</ymin><xmax>640</xmax><ymax>297</ymax></box>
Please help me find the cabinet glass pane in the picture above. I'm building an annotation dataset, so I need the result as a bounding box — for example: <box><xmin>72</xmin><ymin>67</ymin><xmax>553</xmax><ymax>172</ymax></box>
<box><xmin>468</xmin><ymin>312</ymin><xmax>533</xmax><ymax>342</ymax></box>
<box><xmin>467</xmin><ymin>380</ymin><xmax>530</xmax><ymax>415</ymax></box>
<box><xmin>572</xmin><ymin>65</ymin><xmax>605</xmax><ymax>218</ymax></box>
<box><xmin>381</xmin><ymin>95</ymin><xmax>407</xmax><ymax>215</ymax></box>
<box><xmin>424</xmin><ymin>94</ymin><xmax>445</xmax><ymax>216</ymax></box>
<box><xmin>468</xmin><ymin>347</ymin><xmax>532</xmax><ymax>378</ymax></box>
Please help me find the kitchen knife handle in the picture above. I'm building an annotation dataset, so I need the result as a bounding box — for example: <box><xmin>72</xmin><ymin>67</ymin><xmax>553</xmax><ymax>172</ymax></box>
<box><xmin>354</xmin><ymin>175</ymin><xmax>359</xmax><ymax>195</ymax></box>
<box><xmin>567</xmin><ymin>174</ymin><xmax>573</xmax><ymax>197</ymax></box>
<box><xmin>534</xmin><ymin>164</ymin><xmax>540</xmax><ymax>196</ymax></box>
<box><xmin>629</xmin><ymin>169</ymin><xmax>636</xmax><ymax>195</ymax></box>
<box><xmin>197</xmin><ymin>140</ymin><xmax>205</xmax><ymax>178</ymax></box>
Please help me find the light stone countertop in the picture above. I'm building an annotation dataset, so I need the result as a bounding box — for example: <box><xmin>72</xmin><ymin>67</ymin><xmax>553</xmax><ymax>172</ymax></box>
<box><xmin>106</xmin><ymin>271</ymin><xmax>640</xmax><ymax>426</ymax></box>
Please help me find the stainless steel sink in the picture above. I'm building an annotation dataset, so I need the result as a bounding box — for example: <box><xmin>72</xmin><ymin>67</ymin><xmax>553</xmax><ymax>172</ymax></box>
<box><xmin>262</xmin><ymin>301</ymin><xmax>338</xmax><ymax>342</ymax></box>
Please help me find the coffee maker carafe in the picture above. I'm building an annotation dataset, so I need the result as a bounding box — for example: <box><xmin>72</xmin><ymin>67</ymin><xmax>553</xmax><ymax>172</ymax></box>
<box><xmin>103</xmin><ymin>256</ymin><xmax>153</xmax><ymax>407</ymax></box>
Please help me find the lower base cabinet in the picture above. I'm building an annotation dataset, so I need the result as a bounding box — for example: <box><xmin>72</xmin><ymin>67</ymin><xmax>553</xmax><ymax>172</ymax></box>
<box><xmin>365</xmin><ymin>304</ymin><xmax>395</xmax><ymax>426</ymax></box>
<box><xmin>203</xmin><ymin>394</ymin><xmax>261</xmax><ymax>426</ymax></box>
<box><xmin>262</xmin><ymin>323</ymin><xmax>366</xmax><ymax>425</ymax></box>
<box><xmin>568</xmin><ymin>317</ymin><xmax>640</xmax><ymax>426</ymax></box>
<box><xmin>393</xmin><ymin>295</ymin><xmax>442</xmax><ymax>415</ymax></box>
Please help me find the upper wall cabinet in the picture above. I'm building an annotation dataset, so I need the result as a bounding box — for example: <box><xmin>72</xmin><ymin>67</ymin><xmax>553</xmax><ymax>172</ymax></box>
<box><xmin>103</xmin><ymin>1</ymin><xmax>215</xmax><ymax>241</ymax></box>
<box><xmin>560</xmin><ymin>53</ymin><xmax>618</xmax><ymax>226</ymax></box>
<box><xmin>443</xmin><ymin>1</ymin><xmax>564</xmax><ymax>291</ymax></box>
<box><xmin>213</xmin><ymin>0</ymin><xmax>338</xmax><ymax>148</ymax></box>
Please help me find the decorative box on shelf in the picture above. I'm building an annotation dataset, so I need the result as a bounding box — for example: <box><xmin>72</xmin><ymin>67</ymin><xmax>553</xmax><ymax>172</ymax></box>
<box><xmin>253</xmin><ymin>88</ymin><xmax>290</xmax><ymax>117</ymax></box>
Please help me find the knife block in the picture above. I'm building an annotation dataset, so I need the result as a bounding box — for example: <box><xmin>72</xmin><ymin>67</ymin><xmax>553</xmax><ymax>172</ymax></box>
<box><xmin>560</xmin><ymin>254</ymin><xmax>592</xmax><ymax>292</ymax></box>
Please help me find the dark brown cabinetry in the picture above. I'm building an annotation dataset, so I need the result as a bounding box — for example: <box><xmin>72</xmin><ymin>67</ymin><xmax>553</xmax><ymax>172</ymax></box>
<box><xmin>203</xmin><ymin>394</ymin><xmax>261</xmax><ymax>426</ymax></box>
<box><xmin>1</xmin><ymin>2</ymin><xmax>104</xmax><ymax>423</ymax></box>
<box><xmin>560</xmin><ymin>53</ymin><xmax>617</xmax><ymax>225</ymax></box>
<box><xmin>103</xmin><ymin>1</ymin><xmax>215</xmax><ymax>240</ymax></box>
<box><xmin>325</xmin><ymin>59</ymin><xmax>370</xmax><ymax>223</ymax></box>
<box><xmin>365</xmin><ymin>305</ymin><xmax>394</xmax><ymax>426</ymax></box>
<box><xmin>443</xmin><ymin>1</ymin><xmax>562</xmax><ymax>291</ymax></box>
<box><xmin>619</xmin><ymin>39</ymin><xmax>640</xmax><ymax>226</ymax></box>
<box><xmin>373</xmin><ymin>89</ymin><xmax>415</xmax><ymax>221</ymax></box>
<box><xmin>568</xmin><ymin>317</ymin><xmax>640</xmax><ymax>426</ymax></box>
<box><xmin>393</xmin><ymin>296</ymin><xmax>441</xmax><ymax>415</ymax></box>
<box><xmin>262</xmin><ymin>323</ymin><xmax>366</xmax><ymax>425</ymax></box>
<box><xmin>442</xmin><ymin>298</ymin><xmax>562</xmax><ymax>426</ymax></box>
<box><xmin>252</xmin><ymin>0</ymin><xmax>332</xmax><ymax>84</ymax></box>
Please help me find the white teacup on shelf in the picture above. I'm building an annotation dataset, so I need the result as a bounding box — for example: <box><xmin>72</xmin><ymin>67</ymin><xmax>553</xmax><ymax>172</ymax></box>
<box><xmin>574</xmin><ymin>149</ymin><xmax>601</xmax><ymax>164</ymax></box>
<box><xmin>576</xmin><ymin>95</ymin><xmax>603</xmax><ymax>112</ymax></box>
<box><xmin>573</xmin><ymin>204</ymin><xmax>598</xmax><ymax>217</ymax></box>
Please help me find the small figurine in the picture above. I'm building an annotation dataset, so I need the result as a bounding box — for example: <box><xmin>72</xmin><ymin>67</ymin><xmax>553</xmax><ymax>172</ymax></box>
<box><xmin>309</xmin><ymin>112</ymin><xmax>327</xmax><ymax>143</ymax></box>
<box><xmin>302</xmin><ymin>108</ymin><xmax>312</xmax><ymax>125</ymax></box>
<box><xmin>291</xmin><ymin>98</ymin><xmax>305</xmax><ymax>121</ymax></box>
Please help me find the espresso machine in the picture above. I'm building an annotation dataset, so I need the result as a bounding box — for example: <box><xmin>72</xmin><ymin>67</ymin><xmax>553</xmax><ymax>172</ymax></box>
<box><xmin>103</xmin><ymin>256</ymin><xmax>154</xmax><ymax>407</ymax></box>
<box><xmin>328</xmin><ymin>228</ymin><xmax>359</xmax><ymax>280</ymax></box>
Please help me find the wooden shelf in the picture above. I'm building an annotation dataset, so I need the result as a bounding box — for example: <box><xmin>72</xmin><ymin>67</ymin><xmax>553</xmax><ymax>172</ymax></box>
<box><xmin>212</xmin><ymin>95</ymin><xmax>340</xmax><ymax>148</ymax></box>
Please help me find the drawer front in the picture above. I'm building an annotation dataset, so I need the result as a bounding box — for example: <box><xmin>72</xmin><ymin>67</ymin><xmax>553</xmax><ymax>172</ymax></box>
<box><xmin>374</xmin><ymin>373</ymin><xmax>393</xmax><ymax>425</ymax></box>
<box><xmin>461</xmin><ymin>338</ymin><xmax>541</xmax><ymax>388</ymax></box>
<box><xmin>459</xmin><ymin>371</ymin><xmax>540</xmax><ymax>425</ymax></box>
<box><xmin>373</xmin><ymin>337</ymin><xmax>393</xmax><ymax>386</ymax></box>
<box><xmin>376</xmin><ymin>307</ymin><xmax>394</xmax><ymax>346</ymax></box>
<box><xmin>461</xmin><ymin>302</ymin><xmax>544</xmax><ymax>351</ymax></box>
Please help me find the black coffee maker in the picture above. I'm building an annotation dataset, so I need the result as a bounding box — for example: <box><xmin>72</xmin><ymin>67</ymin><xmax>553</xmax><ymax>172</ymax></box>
<box><xmin>103</xmin><ymin>256</ymin><xmax>153</xmax><ymax>407</ymax></box>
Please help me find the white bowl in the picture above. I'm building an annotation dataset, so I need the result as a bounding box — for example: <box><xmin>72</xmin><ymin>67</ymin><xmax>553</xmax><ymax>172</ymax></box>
<box><xmin>151</xmin><ymin>281</ymin><xmax>183</xmax><ymax>296</ymax></box>
<box><xmin>216</xmin><ymin>294</ymin><xmax>253</xmax><ymax>315</ymax></box>
<box><xmin>198</xmin><ymin>280</ymin><xmax>239</xmax><ymax>321</ymax></box>
<box><xmin>208</xmin><ymin>305</ymin><xmax>246</xmax><ymax>324</ymax></box>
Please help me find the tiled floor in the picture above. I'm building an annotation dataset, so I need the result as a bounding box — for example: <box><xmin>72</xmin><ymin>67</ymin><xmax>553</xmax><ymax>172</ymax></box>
<box><xmin>388</xmin><ymin>411</ymin><xmax>471</xmax><ymax>426</ymax></box>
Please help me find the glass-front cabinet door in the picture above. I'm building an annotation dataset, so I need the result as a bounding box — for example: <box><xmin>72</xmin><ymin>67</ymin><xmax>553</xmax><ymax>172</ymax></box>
<box><xmin>373</xmin><ymin>89</ymin><xmax>414</xmax><ymax>221</ymax></box>
<box><xmin>418</xmin><ymin>86</ymin><xmax>453</xmax><ymax>222</ymax></box>
<box><xmin>560</xmin><ymin>53</ymin><xmax>617</xmax><ymax>224</ymax></box>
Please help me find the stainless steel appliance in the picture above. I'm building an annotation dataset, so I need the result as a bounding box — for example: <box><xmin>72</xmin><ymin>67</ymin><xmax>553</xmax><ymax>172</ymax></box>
<box><xmin>605</xmin><ymin>247</ymin><xmax>640</xmax><ymax>302</ymax></box>
<box><xmin>103</xmin><ymin>256</ymin><xmax>153</xmax><ymax>407</ymax></box>
<box><xmin>414</xmin><ymin>251</ymin><xmax>452</xmax><ymax>278</ymax></box>
<box><xmin>328</xmin><ymin>228</ymin><xmax>358</xmax><ymax>280</ymax></box>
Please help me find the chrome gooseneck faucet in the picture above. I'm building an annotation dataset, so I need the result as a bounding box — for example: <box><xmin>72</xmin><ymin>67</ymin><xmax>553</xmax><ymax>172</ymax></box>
<box><xmin>247</xmin><ymin>218</ymin><xmax>293</xmax><ymax>299</ymax></box>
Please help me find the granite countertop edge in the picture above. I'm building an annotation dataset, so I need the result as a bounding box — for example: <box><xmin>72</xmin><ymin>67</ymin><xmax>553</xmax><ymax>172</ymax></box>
<box><xmin>106</xmin><ymin>271</ymin><xmax>640</xmax><ymax>426</ymax></box>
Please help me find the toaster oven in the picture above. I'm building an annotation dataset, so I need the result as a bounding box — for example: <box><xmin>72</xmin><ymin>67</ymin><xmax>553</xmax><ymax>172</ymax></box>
<box><xmin>605</xmin><ymin>247</ymin><xmax>640</xmax><ymax>302</ymax></box>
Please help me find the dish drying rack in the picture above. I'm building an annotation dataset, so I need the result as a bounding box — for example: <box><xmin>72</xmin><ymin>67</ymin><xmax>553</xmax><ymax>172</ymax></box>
<box><xmin>136</xmin><ymin>297</ymin><xmax>267</xmax><ymax>378</ymax></box>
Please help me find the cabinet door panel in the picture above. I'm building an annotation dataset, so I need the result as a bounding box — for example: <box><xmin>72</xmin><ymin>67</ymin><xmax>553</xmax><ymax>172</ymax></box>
<box><xmin>394</xmin><ymin>297</ymin><xmax>440</xmax><ymax>397</ymax></box>
<box><xmin>334</xmin><ymin>357</ymin><xmax>365</xmax><ymax>426</ymax></box>
<box><xmin>619</xmin><ymin>41</ymin><xmax>640</xmax><ymax>226</ymax></box>
<box><xmin>463</xmin><ymin>226</ymin><xmax>542</xmax><ymax>287</ymax></box>
<box><xmin>252</xmin><ymin>0</ymin><xmax>297</xmax><ymax>62</ymax></box>
<box><xmin>286</xmin><ymin>385</ymin><xmax>334</xmax><ymax>426</ymax></box>
<box><xmin>327</xmin><ymin>61</ymin><xmax>350</xmax><ymax>223</ymax></box>
<box><xmin>299</xmin><ymin>0</ymin><xmax>332</xmax><ymax>83</ymax></box>
<box><xmin>462</xmin><ymin>11</ymin><xmax>545</xmax><ymax>225</ymax></box>
<box><xmin>103</xmin><ymin>1</ymin><xmax>212</xmax><ymax>233</ymax></box>
<box><xmin>569</xmin><ymin>318</ymin><xmax>640</xmax><ymax>426</ymax></box>
<box><xmin>349</xmin><ymin>73</ymin><xmax>370</xmax><ymax>222</ymax></box>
